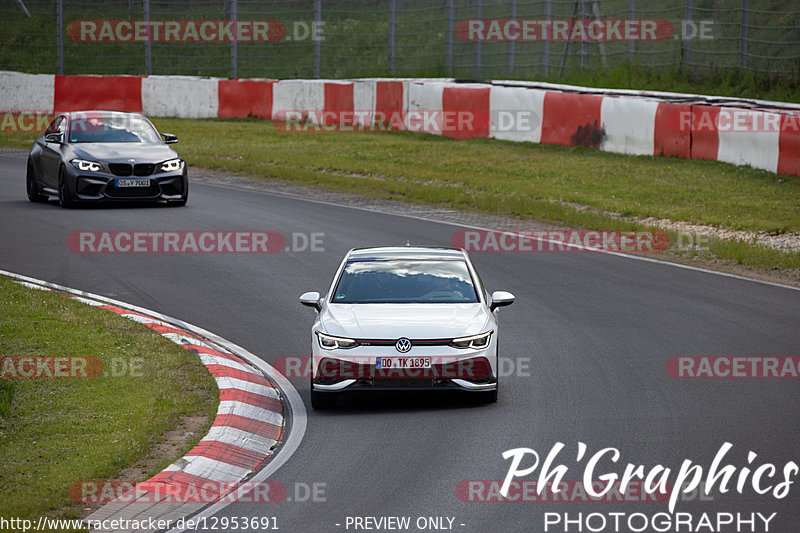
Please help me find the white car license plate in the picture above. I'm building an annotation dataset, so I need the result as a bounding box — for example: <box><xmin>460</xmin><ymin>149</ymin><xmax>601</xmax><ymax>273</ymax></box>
<box><xmin>116</xmin><ymin>178</ymin><xmax>150</xmax><ymax>187</ymax></box>
<box><xmin>376</xmin><ymin>357</ymin><xmax>431</xmax><ymax>369</ymax></box>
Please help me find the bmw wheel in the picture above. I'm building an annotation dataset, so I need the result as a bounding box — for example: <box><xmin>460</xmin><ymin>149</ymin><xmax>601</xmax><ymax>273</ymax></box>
<box><xmin>26</xmin><ymin>161</ymin><xmax>47</xmax><ymax>203</ymax></box>
<box><xmin>58</xmin><ymin>166</ymin><xmax>75</xmax><ymax>208</ymax></box>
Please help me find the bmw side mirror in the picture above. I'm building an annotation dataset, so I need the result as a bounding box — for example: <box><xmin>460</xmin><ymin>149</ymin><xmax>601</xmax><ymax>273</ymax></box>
<box><xmin>300</xmin><ymin>291</ymin><xmax>322</xmax><ymax>311</ymax></box>
<box><xmin>161</xmin><ymin>133</ymin><xmax>178</xmax><ymax>144</ymax></box>
<box><xmin>44</xmin><ymin>133</ymin><xmax>63</xmax><ymax>144</ymax></box>
<box><xmin>490</xmin><ymin>290</ymin><xmax>515</xmax><ymax>311</ymax></box>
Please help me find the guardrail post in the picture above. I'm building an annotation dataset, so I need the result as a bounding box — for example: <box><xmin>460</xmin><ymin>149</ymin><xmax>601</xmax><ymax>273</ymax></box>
<box><xmin>580</xmin><ymin>0</ymin><xmax>587</xmax><ymax>68</ymax></box>
<box><xmin>543</xmin><ymin>0</ymin><xmax>551</xmax><ymax>76</ymax></box>
<box><xmin>389</xmin><ymin>0</ymin><xmax>396</xmax><ymax>73</ymax></box>
<box><xmin>56</xmin><ymin>0</ymin><xmax>63</xmax><ymax>74</ymax></box>
<box><xmin>739</xmin><ymin>0</ymin><xmax>749</xmax><ymax>68</ymax></box>
<box><xmin>314</xmin><ymin>0</ymin><xmax>321</xmax><ymax>78</ymax></box>
<box><xmin>508</xmin><ymin>0</ymin><xmax>516</xmax><ymax>76</ymax></box>
<box><xmin>628</xmin><ymin>0</ymin><xmax>636</xmax><ymax>61</ymax></box>
<box><xmin>682</xmin><ymin>0</ymin><xmax>693</xmax><ymax>66</ymax></box>
<box><xmin>144</xmin><ymin>0</ymin><xmax>151</xmax><ymax>75</ymax></box>
<box><xmin>474</xmin><ymin>0</ymin><xmax>482</xmax><ymax>78</ymax></box>
<box><xmin>446</xmin><ymin>0</ymin><xmax>454</xmax><ymax>75</ymax></box>
<box><xmin>230</xmin><ymin>0</ymin><xmax>238</xmax><ymax>78</ymax></box>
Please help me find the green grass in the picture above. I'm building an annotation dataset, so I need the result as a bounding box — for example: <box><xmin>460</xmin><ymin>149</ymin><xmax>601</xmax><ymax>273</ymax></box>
<box><xmin>159</xmin><ymin>117</ymin><xmax>799</xmax><ymax>231</ymax></box>
<box><xmin>0</xmin><ymin>276</ymin><xmax>219</xmax><ymax>528</ymax></box>
<box><xmin>166</xmin><ymin>117</ymin><xmax>800</xmax><ymax>269</ymax></box>
<box><xmin>2</xmin><ymin>117</ymin><xmax>798</xmax><ymax>270</ymax></box>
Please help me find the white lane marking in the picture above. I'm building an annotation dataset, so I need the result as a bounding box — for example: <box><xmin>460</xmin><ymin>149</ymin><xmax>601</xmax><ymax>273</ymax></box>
<box><xmin>0</xmin><ymin>269</ymin><xmax>307</xmax><ymax>530</ymax></box>
<box><xmin>199</xmin><ymin>180</ymin><xmax>800</xmax><ymax>293</ymax></box>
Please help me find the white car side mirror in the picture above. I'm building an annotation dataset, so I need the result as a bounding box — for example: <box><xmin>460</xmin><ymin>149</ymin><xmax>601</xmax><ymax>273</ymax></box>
<box><xmin>300</xmin><ymin>291</ymin><xmax>322</xmax><ymax>311</ymax></box>
<box><xmin>490</xmin><ymin>290</ymin><xmax>515</xmax><ymax>311</ymax></box>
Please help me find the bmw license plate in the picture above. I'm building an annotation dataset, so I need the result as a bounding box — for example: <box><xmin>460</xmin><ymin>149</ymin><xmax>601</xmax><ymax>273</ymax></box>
<box><xmin>116</xmin><ymin>178</ymin><xmax>150</xmax><ymax>187</ymax></box>
<box><xmin>376</xmin><ymin>357</ymin><xmax>431</xmax><ymax>369</ymax></box>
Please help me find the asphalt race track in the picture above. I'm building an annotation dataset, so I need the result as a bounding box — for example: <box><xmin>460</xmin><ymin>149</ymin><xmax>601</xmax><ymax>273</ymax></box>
<box><xmin>2</xmin><ymin>147</ymin><xmax>799</xmax><ymax>532</ymax></box>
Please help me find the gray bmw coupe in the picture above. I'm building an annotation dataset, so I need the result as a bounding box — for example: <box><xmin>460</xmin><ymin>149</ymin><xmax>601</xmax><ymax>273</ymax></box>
<box><xmin>26</xmin><ymin>110</ymin><xmax>188</xmax><ymax>207</ymax></box>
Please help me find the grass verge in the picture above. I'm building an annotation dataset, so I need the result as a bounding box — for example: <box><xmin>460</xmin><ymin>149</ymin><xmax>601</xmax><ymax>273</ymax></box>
<box><xmin>2</xmin><ymin>118</ymin><xmax>798</xmax><ymax>273</ymax></box>
<box><xmin>0</xmin><ymin>276</ymin><xmax>219</xmax><ymax>529</ymax></box>
<box><xmin>171</xmin><ymin>118</ymin><xmax>798</xmax><ymax>273</ymax></box>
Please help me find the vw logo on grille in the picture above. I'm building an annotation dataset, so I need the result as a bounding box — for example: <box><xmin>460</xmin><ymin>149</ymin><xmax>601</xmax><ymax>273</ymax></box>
<box><xmin>128</xmin><ymin>159</ymin><xmax>135</xmax><ymax>164</ymax></box>
<box><xmin>395</xmin><ymin>337</ymin><xmax>412</xmax><ymax>353</ymax></box>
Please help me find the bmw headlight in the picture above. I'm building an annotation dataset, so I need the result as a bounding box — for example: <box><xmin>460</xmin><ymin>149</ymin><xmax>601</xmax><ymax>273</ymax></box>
<box><xmin>70</xmin><ymin>159</ymin><xmax>101</xmax><ymax>172</ymax></box>
<box><xmin>451</xmin><ymin>331</ymin><xmax>493</xmax><ymax>349</ymax></box>
<box><xmin>316</xmin><ymin>332</ymin><xmax>358</xmax><ymax>350</ymax></box>
<box><xmin>160</xmin><ymin>158</ymin><xmax>183</xmax><ymax>172</ymax></box>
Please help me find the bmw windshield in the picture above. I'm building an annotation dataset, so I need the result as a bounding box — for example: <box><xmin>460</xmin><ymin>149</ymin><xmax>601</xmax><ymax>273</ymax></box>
<box><xmin>332</xmin><ymin>259</ymin><xmax>479</xmax><ymax>304</ymax></box>
<box><xmin>68</xmin><ymin>112</ymin><xmax>162</xmax><ymax>144</ymax></box>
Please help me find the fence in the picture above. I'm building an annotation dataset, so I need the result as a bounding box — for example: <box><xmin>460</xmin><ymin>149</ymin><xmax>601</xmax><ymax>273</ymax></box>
<box><xmin>2</xmin><ymin>0</ymin><xmax>800</xmax><ymax>80</ymax></box>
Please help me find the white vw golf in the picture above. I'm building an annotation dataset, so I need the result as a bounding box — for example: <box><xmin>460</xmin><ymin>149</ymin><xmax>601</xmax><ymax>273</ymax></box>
<box><xmin>300</xmin><ymin>246</ymin><xmax>515</xmax><ymax>409</ymax></box>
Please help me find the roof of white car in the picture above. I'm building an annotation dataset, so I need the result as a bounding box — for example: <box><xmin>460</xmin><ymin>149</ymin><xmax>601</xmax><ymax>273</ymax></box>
<box><xmin>347</xmin><ymin>246</ymin><xmax>466</xmax><ymax>261</ymax></box>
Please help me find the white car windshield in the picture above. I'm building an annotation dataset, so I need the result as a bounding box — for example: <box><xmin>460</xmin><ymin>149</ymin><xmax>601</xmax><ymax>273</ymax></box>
<box><xmin>332</xmin><ymin>259</ymin><xmax>479</xmax><ymax>304</ymax></box>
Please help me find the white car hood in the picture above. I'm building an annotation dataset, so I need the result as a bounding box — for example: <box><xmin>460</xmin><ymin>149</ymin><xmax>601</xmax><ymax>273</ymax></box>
<box><xmin>320</xmin><ymin>303</ymin><xmax>491</xmax><ymax>339</ymax></box>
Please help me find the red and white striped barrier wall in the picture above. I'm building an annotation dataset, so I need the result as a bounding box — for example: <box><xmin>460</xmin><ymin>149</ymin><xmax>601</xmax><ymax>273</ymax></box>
<box><xmin>142</xmin><ymin>75</ymin><xmax>219</xmax><ymax>118</ymax></box>
<box><xmin>489</xmin><ymin>85</ymin><xmax>545</xmax><ymax>143</ymax></box>
<box><xmin>271</xmin><ymin>79</ymin><xmax>325</xmax><ymax>121</ymax></box>
<box><xmin>541</xmin><ymin>91</ymin><xmax>604</xmax><ymax>148</ymax></box>
<box><xmin>779</xmin><ymin>111</ymin><xmax>800</xmax><ymax>176</ymax></box>
<box><xmin>654</xmin><ymin>102</ymin><xmax>692</xmax><ymax>158</ymax></box>
<box><xmin>0</xmin><ymin>71</ymin><xmax>55</xmax><ymax>112</ymax></box>
<box><xmin>407</xmin><ymin>81</ymin><xmax>444</xmax><ymax>136</ymax></box>
<box><xmin>56</xmin><ymin>74</ymin><xmax>143</xmax><ymax>113</ymax></box>
<box><xmin>600</xmin><ymin>96</ymin><xmax>660</xmax><ymax>156</ymax></box>
<box><xmin>442</xmin><ymin>83</ymin><xmax>490</xmax><ymax>140</ymax></box>
<box><xmin>1</xmin><ymin>70</ymin><xmax>798</xmax><ymax>176</ymax></box>
<box><xmin>218</xmin><ymin>78</ymin><xmax>276</xmax><ymax>120</ymax></box>
<box><xmin>716</xmin><ymin>107</ymin><xmax>781</xmax><ymax>171</ymax></box>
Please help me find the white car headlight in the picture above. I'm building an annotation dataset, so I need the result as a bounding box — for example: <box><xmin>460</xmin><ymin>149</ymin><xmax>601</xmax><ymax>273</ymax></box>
<box><xmin>70</xmin><ymin>159</ymin><xmax>101</xmax><ymax>172</ymax></box>
<box><xmin>160</xmin><ymin>158</ymin><xmax>183</xmax><ymax>172</ymax></box>
<box><xmin>451</xmin><ymin>331</ymin><xmax>493</xmax><ymax>349</ymax></box>
<box><xmin>316</xmin><ymin>332</ymin><xmax>358</xmax><ymax>350</ymax></box>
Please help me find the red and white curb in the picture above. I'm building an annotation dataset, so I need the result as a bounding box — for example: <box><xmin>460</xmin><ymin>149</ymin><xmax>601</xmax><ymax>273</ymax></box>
<box><xmin>1</xmin><ymin>270</ymin><xmax>307</xmax><ymax>532</ymax></box>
